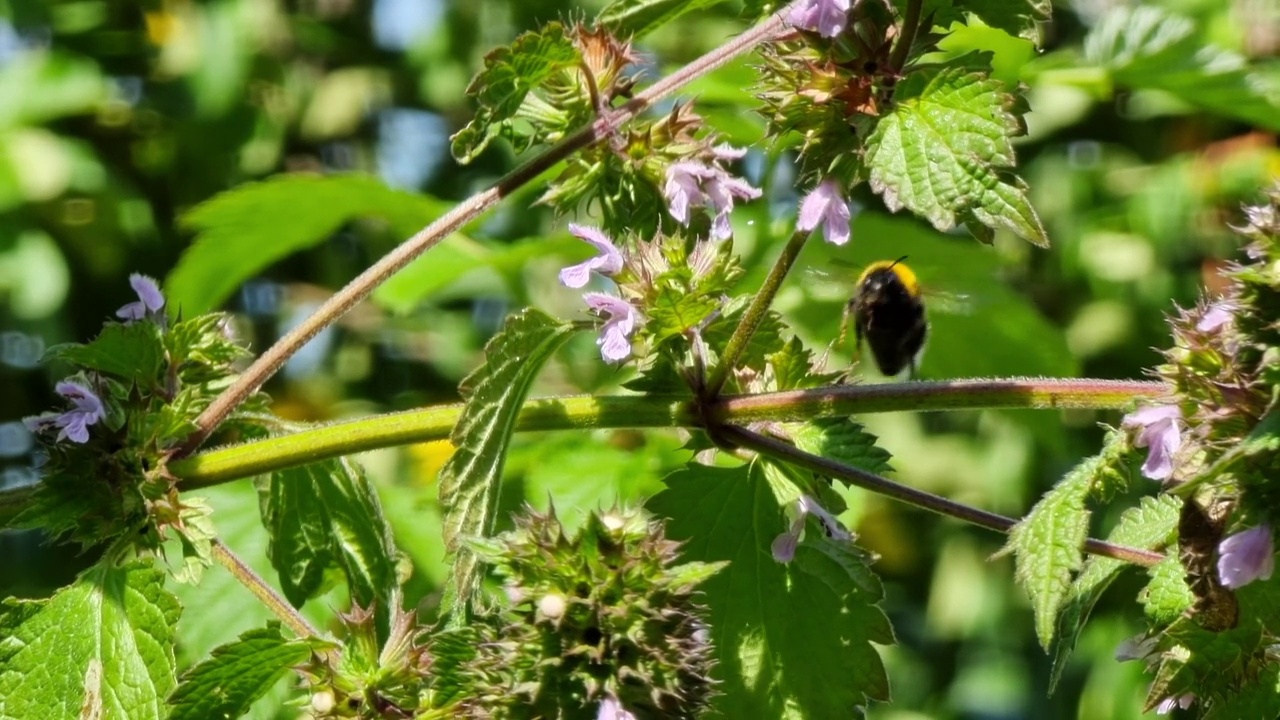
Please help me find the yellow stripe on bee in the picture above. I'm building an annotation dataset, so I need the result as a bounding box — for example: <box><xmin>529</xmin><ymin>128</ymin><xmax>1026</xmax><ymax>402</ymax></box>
<box><xmin>858</xmin><ymin>259</ymin><xmax>920</xmax><ymax>296</ymax></box>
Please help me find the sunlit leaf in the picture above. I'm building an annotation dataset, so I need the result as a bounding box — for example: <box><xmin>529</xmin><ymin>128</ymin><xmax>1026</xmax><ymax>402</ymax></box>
<box><xmin>649</xmin><ymin>463</ymin><xmax>892</xmax><ymax>717</ymax></box>
<box><xmin>168</xmin><ymin>624</ymin><xmax>318</xmax><ymax>720</ymax></box>
<box><xmin>438</xmin><ymin>309</ymin><xmax>578</xmax><ymax>613</ymax></box>
<box><xmin>169</xmin><ymin>174</ymin><xmax>459</xmax><ymax>314</ymax></box>
<box><xmin>866</xmin><ymin>68</ymin><xmax>1047</xmax><ymax>246</ymax></box>
<box><xmin>449</xmin><ymin>24</ymin><xmax>581</xmax><ymax>163</ymax></box>
<box><xmin>257</xmin><ymin>457</ymin><xmax>400</xmax><ymax>609</ymax></box>
<box><xmin>0</xmin><ymin>561</ymin><xmax>180</xmax><ymax>720</ymax></box>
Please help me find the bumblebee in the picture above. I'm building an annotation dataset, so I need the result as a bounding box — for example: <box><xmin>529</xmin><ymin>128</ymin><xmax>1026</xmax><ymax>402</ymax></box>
<box><xmin>847</xmin><ymin>256</ymin><xmax>927</xmax><ymax>378</ymax></box>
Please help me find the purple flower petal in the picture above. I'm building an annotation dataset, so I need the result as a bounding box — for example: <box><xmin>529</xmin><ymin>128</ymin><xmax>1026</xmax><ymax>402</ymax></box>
<box><xmin>1196</xmin><ymin>303</ymin><xmax>1233</xmax><ymax>332</ymax></box>
<box><xmin>1122</xmin><ymin>405</ymin><xmax>1182</xmax><ymax>480</ymax></box>
<box><xmin>117</xmin><ymin>273</ymin><xmax>165</xmax><ymax>320</ymax></box>
<box><xmin>559</xmin><ymin>224</ymin><xmax>624</xmax><ymax>288</ymax></box>
<box><xmin>1155</xmin><ymin>693</ymin><xmax>1195</xmax><ymax>715</ymax></box>
<box><xmin>771</xmin><ymin>530</ymin><xmax>800</xmax><ymax>563</ymax></box>
<box><xmin>788</xmin><ymin>0</ymin><xmax>852</xmax><ymax>38</ymax></box>
<box><xmin>798</xmin><ymin>494</ymin><xmax>852</xmax><ymax>542</ymax></box>
<box><xmin>28</xmin><ymin>381</ymin><xmax>105</xmax><ymax>444</ymax></box>
<box><xmin>797</xmin><ymin>179</ymin><xmax>852</xmax><ymax>245</ymax></box>
<box><xmin>583</xmin><ymin>293</ymin><xmax>640</xmax><ymax>363</ymax></box>
<box><xmin>1218</xmin><ymin>525</ymin><xmax>1274</xmax><ymax>589</ymax></box>
<box><xmin>662</xmin><ymin>150</ymin><xmax>760</xmax><ymax>239</ymax></box>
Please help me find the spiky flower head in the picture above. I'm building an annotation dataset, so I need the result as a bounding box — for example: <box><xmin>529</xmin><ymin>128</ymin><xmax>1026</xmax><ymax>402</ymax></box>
<box><xmin>435</xmin><ymin>506</ymin><xmax>723</xmax><ymax>718</ymax></box>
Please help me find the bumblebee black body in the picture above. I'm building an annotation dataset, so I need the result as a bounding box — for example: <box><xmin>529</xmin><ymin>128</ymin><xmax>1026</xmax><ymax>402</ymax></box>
<box><xmin>849</xmin><ymin>257</ymin><xmax>928</xmax><ymax>377</ymax></box>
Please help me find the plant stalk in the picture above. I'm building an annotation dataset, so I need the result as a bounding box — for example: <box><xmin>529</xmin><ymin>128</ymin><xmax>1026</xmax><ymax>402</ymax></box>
<box><xmin>211</xmin><ymin>538</ymin><xmax>323</xmax><ymax>639</ymax></box>
<box><xmin>722</xmin><ymin>423</ymin><xmax>1165</xmax><ymax>567</ymax></box>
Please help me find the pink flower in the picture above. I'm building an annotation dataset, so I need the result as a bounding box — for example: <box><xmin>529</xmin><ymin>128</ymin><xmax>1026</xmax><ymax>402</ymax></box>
<box><xmin>583</xmin><ymin>293</ymin><xmax>640</xmax><ymax>363</ymax></box>
<box><xmin>662</xmin><ymin>145</ymin><xmax>761</xmax><ymax>240</ymax></box>
<box><xmin>1122</xmin><ymin>405</ymin><xmax>1182</xmax><ymax>480</ymax></box>
<box><xmin>1155</xmin><ymin>693</ymin><xmax>1195</xmax><ymax>715</ymax></box>
<box><xmin>596</xmin><ymin>694</ymin><xmax>637</xmax><ymax>720</ymax></box>
<box><xmin>23</xmin><ymin>380</ymin><xmax>105</xmax><ymax>444</ymax></box>
<box><xmin>1218</xmin><ymin>525</ymin><xmax>1274</xmax><ymax>589</ymax></box>
<box><xmin>771</xmin><ymin>494</ymin><xmax>851</xmax><ymax>563</ymax></box>
<box><xmin>788</xmin><ymin>0</ymin><xmax>852</xmax><ymax>38</ymax></box>
<box><xmin>1196</xmin><ymin>303</ymin><xmax>1234</xmax><ymax>332</ymax></box>
<box><xmin>797</xmin><ymin>179</ymin><xmax>852</xmax><ymax>245</ymax></box>
<box><xmin>116</xmin><ymin>273</ymin><xmax>166</xmax><ymax>321</ymax></box>
<box><xmin>559</xmin><ymin>224</ymin><xmax>624</xmax><ymax>289</ymax></box>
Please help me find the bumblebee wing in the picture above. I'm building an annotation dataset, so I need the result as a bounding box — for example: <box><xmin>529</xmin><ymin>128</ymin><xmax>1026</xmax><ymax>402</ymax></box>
<box><xmin>923</xmin><ymin>289</ymin><xmax>976</xmax><ymax>316</ymax></box>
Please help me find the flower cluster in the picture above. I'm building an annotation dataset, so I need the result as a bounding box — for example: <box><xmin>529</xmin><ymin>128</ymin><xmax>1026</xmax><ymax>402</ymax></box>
<box><xmin>24</xmin><ymin>277</ymin><xmax>165</xmax><ymax>445</ymax></box>
<box><xmin>663</xmin><ymin>144</ymin><xmax>762</xmax><ymax>240</ymax></box>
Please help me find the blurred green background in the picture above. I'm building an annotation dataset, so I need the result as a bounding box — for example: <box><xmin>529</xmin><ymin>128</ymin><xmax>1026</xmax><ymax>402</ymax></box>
<box><xmin>0</xmin><ymin>0</ymin><xmax>1276</xmax><ymax>717</ymax></box>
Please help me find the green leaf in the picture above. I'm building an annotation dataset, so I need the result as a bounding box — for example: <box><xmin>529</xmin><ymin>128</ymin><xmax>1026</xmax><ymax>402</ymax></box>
<box><xmin>167</xmin><ymin>624</ymin><xmax>316</xmax><ymax>720</ymax></box>
<box><xmin>917</xmin><ymin>0</ymin><xmax>1051</xmax><ymax>42</ymax></box>
<box><xmin>1140</xmin><ymin>556</ymin><xmax>1195</xmax><ymax>625</ymax></box>
<box><xmin>649</xmin><ymin>463</ymin><xmax>892</xmax><ymax>717</ymax></box>
<box><xmin>1204</xmin><ymin>677</ymin><xmax>1280</xmax><ymax>720</ymax></box>
<box><xmin>0</xmin><ymin>561</ymin><xmax>180</xmax><ymax>720</ymax></box>
<box><xmin>866</xmin><ymin>68</ymin><xmax>1047</xmax><ymax>246</ymax></box>
<box><xmin>1083</xmin><ymin>6</ymin><xmax>1280</xmax><ymax>131</ymax></box>
<box><xmin>790</xmin><ymin>418</ymin><xmax>894</xmax><ymax>479</ymax></box>
<box><xmin>597</xmin><ymin>0</ymin><xmax>729</xmax><ymax>38</ymax></box>
<box><xmin>449</xmin><ymin>24</ymin><xmax>581</xmax><ymax>163</ymax></box>
<box><xmin>1048</xmin><ymin>494</ymin><xmax>1179</xmax><ymax>693</ymax></box>
<box><xmin>46</xmin><ymin>322</ymin><xmax>165</xmax><ymax>387</ymax></box>
<box><xmin>1005</xmin><ymin>433</ymin><xmax>1130</xmax><ymax>649</ymax></box>
<box><xmin>169</xmin><ymin>174</ymin><xmax>457</xmax><ymax>314</ymax></box>
<box><xmin>438</xmin><ymin>309</ymin><xmax>578</xmax><ymax>612</ymax></box>
<box><xmin>257</xmin><ymin>456</ymin><xmax>400</xmax><ymax>609</ymax></box>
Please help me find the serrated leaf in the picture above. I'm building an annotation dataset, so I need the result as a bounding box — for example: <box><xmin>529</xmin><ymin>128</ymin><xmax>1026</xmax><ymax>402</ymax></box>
<box><xmin>1084</xmin><ymin>6</ymin><xmax>1280</xmax><ymax>131</ymax></box>
<box><xmin>257</xmin><ymin>456</ymin><xmax>400</xmax><ymax>609</ymax></box>
<box><xmin>597</xmin><ymin>0</ymin><xmax>729</xmax><ymax>38</ymax></box>
<box><xmin>1203</xmin><ymin>677</ymin><xmax>1280</xmax><ymax>720</ymax></box>
<box><xmin>0</xmin><ymin>561</ymin><xmax>180</xmax><ymax>720</ymax></box>
<box><xmin>169</xmin><ymin>174</ymin><xmax>459</xmax><ymax>314</ymax></box>
<box><xmin>646</xmin><ymin>290</ymin><xmax>722</xmax><ymax>344</ymax></box>
<box><xmin>791</xmin><ymin>418</ymin><xmax>894</xmax><ymax>478</ymax></box>
<box><xmin>450</xmin><ymin>24</ymin><xmax>581</xmax><ymax>163</ymax></box>
<box><xmin>866</xmin><ymin>67</ymin><xmax>1047</xmax><ymax>246</ymax></box>
<box><xmin>649</xmin><ymin>463</ymin><xmax>892</xmax><ymax>717</ymax></box>
<box><xmin>167</xmin><ymin>624</ymin><xmax>316</xmax><ymax>720</ymax></box>
<box><xmin>438</xmin><ymin>309</ymin><xmax>578</xmax><ymax>613</ymax></box>
<box><xmin>45</xmin><ymin>322</ymin><xmax>165</xmax><ymax>386</ymax></box>
<box><xmin>1140</xmin><ymin>556</ymin><xmax>1195</xmax><ymax>625</ymax></box>
<box><xmin>1048</xmin><ymin>494</ymin><xmax>1179</xmax><ymax>693</ymax></box>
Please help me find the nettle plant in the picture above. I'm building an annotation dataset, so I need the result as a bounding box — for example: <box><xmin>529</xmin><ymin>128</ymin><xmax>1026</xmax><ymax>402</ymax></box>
<box><xmin>2</xmin><ymin>0</ymin><xmax>1279</xmax><ymax>718</ymax></box>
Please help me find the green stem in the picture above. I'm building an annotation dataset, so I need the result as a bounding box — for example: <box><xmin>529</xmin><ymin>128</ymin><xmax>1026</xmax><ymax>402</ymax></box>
<box><xmin>715</xmin><ymin>378</ymin><xmax>1167</xmax><ymax>423</ymax></box>
<box><xmin>0</xmin><ymin>378</ymin><xmax>1164</xmax><ymax>520</ymax></box>
<box><xmin>886</xmin><ymin>0</ymin><xmax>923</xmax><ymax>75</ymax></box>
<box><xmin>211</xmin><ymin>538</ymin><xmax>322</xmax><ymax>639</ymax></box>
<box><xmin>705</xmin><ymin>229</ymin><xmax>812</xmax><ymax>397</ymax></box>
<box><xmin>175</xmin><ymin>3</ymin><xmax>800</xmax><ymax>460</ymax></box>
<box><xmin>175</xmin><ymin>395</ymin><xmax>696</xmax><ymax>490</ymax></box>
<box><xmin>722</xmin><ymin>424</ymin><xmax>1165</xmax><ymax>567</ymax></box>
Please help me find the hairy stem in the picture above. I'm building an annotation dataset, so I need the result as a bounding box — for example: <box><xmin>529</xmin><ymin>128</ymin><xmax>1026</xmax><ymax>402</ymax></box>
<box><xmin>211</xmin><ymin>538</ymin><xmax>322</xmax><ymax>639</ymax></box>
<box><xmin>175</xmin><ymin>4</ymin><xmax>799</xmax><ymax>459</ymax></box>
<box><xmin>715</xmin><ymin>378</ymin><xmax>1167</xmax><ymax>423</ymax></box>
<box><xmin>722</xmin><ymin>424</ymin><xmax>1165</xmax><ymax>567</ymax></box>
<box><xmin>0</xmin><ymin>378</ymin><xmax>1164</xmax><ymax>521</ymax></box>
<box><xmin>705</xmin><ymin>228</ymin><xmax>811</xmax><ymax>397</ymax></box>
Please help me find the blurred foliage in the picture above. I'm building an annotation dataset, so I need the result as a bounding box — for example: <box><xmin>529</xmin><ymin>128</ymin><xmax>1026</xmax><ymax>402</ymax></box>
<box><xmin>0</xmin><ymin>0</ymin><xmax>1276</xmax><ymax>717</ymax></box>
